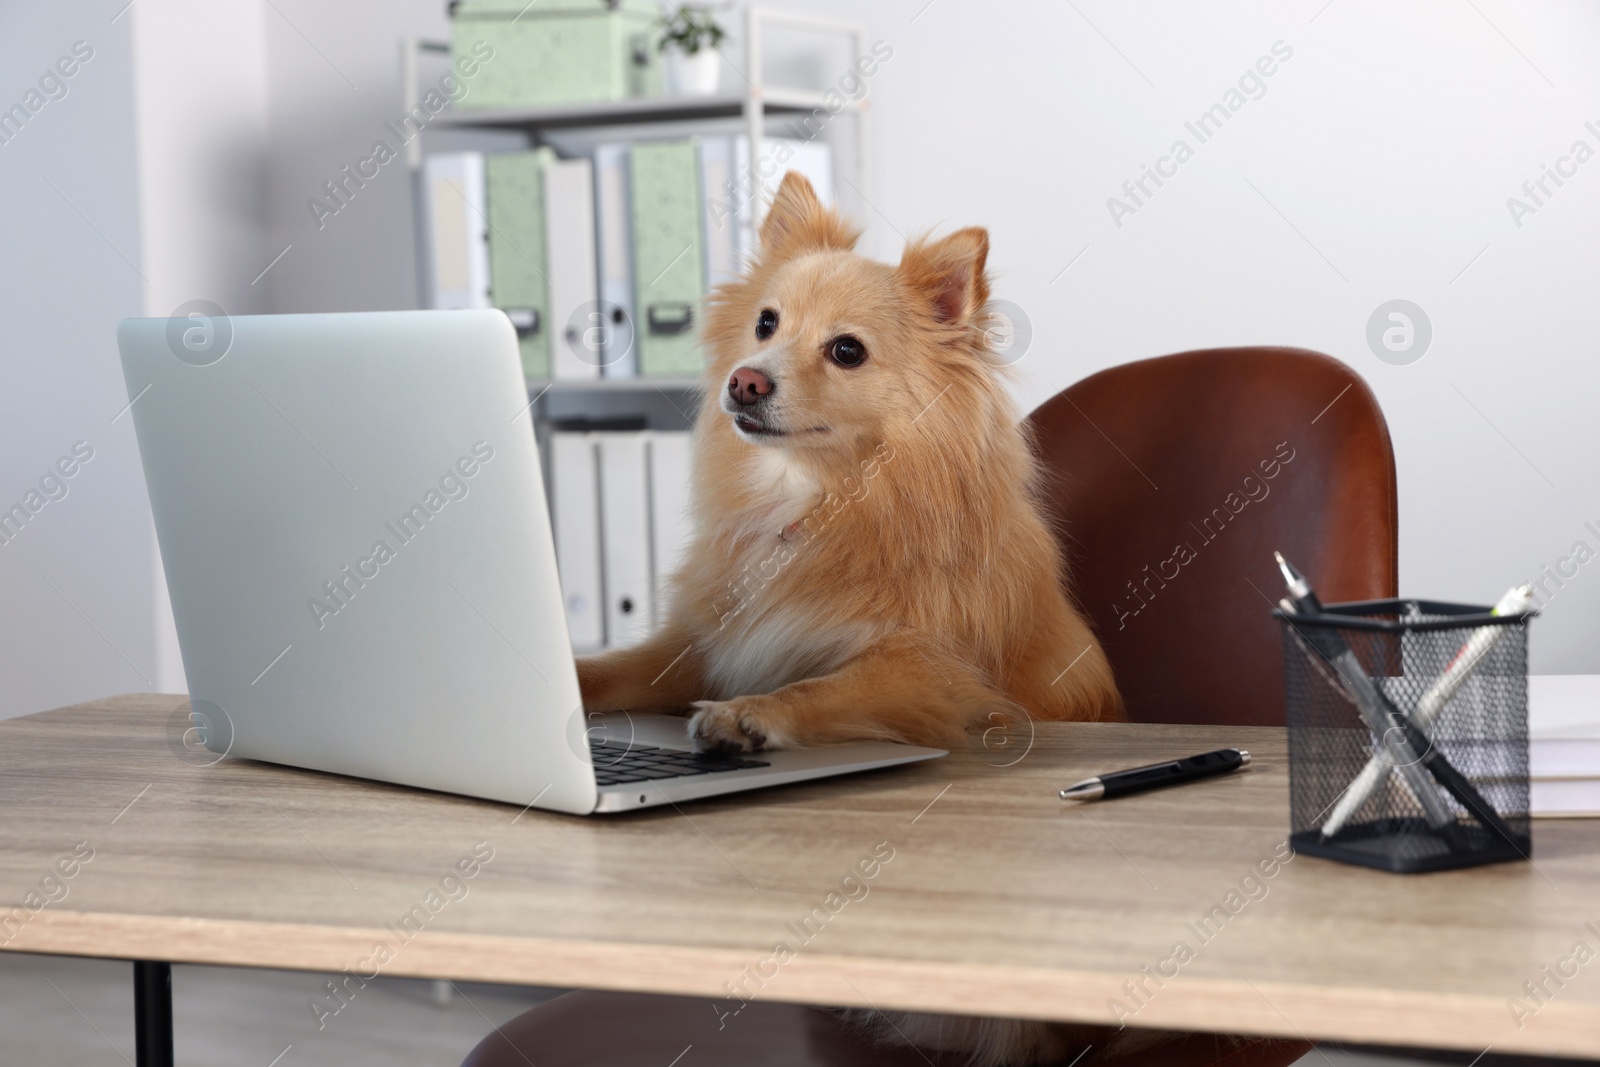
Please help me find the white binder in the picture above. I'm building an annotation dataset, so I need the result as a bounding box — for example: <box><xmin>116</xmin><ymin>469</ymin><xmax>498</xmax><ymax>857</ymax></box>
<box><xmin>698</xmin><ymin>136</ymin><xmax>739</xmax><ymax>290</ymax></box>
<box><xmin>421</xmin><ymin>152</ymin><xmax>490</xmax><ymax>310</ymax></box>
<box><xmin>593</xmin><ymin>143</ymin><xmax>638</xmax><ymax>378</ymax></box>
<box><xmin>647</xmin><ymin>431</ymin><xmax>695</xmax><ymax>627</ymax></box>
<box><xmin>550</xmin><ymin>433</ymin><xmax>604</xmax><ymax>652</ymax></box>
<box><xmin>733</xmin><ymin>137</ymin><xmax>833</xmax><ymax>270</ymax></box>
<box><xmin>543</xmin><ymin>157</ymin><xmax>601</xmax><ymax>380</ymax></box>
<box><xmin>597</xmin><ymin>432</ymin><xmax>653</xmax><ymax>647</ymax></box>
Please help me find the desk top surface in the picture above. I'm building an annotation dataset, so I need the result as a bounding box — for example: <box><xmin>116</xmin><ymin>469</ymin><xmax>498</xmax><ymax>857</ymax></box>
<box><xmin>3</xmin><ymin>694</ymin><xmax>1598</xmax><ymax>1056</ymax></box>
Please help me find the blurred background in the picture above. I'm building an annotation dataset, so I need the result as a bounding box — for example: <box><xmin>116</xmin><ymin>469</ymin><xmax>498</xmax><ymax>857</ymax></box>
<box><xmin>6</xmin><ymin>0</ymin><xmax>1600</xmax><ymax>724</ymax></box>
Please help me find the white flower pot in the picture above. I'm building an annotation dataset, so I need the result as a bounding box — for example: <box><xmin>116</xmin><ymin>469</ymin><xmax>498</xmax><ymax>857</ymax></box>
<box><xmin>667</xmin><ymin>49</ymin><xmax>721</xmax><ymax>96</ymax></box>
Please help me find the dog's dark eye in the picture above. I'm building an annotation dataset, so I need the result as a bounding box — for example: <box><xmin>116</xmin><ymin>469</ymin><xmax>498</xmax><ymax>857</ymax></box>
<box><xmin>828</xmin><ymin>335</ymin><xmax>867</xmax><ymax>368</ymax></box>
<box><xmin>755</xmin><ymin>308</ymin><xmax>778</xmax><ymax>340</ymax></box>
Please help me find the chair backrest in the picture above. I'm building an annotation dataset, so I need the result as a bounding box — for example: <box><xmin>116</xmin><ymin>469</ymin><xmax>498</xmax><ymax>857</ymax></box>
<box><xmin>1027</xmin><ymin>347</ymin><xmax>1397</xmax><ymax>727</ymax></box>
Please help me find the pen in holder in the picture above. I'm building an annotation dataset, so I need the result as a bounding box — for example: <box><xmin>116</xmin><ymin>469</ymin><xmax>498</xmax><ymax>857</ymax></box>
<box><xmin>1275</xmin><ymin>598</ymin><xmax>1534</xmax><ymax>873</ymax></box>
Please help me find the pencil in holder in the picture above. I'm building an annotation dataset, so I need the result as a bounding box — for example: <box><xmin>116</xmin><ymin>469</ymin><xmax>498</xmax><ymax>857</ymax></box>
<box><xmin>1275</xmin><ymin>598</ymin><xmax>1534</xmax><ymax>874</ymax></box>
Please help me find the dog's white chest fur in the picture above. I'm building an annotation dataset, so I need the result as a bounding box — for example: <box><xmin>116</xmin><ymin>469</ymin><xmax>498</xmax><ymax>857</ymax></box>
<box><xmin>697</xmin><ymin>450</ymin><xmax>877</xmax><ymax>699</ymax></box>
<box><xmin>701</xmin><ymin>602</ymin><xmax>877</xmax><ymax>700</ymax></box>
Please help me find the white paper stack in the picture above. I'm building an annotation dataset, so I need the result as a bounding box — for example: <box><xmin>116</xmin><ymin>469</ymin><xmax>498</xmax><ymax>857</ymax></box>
<box><xmin>1529</xmin><ymin>675</ymin><xmax>1600</xmax><ymax>818</ymax></box>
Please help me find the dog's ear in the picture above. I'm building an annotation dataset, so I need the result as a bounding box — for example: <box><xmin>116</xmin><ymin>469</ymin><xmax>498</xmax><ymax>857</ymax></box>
<box><xmin>899</xmin><ymin>228</ymin><xmax>990</xmax><ymax>327</ymax></box>
<box><xmin>759</xmin><ymin>172</ymin><xmax>860</xmax><ymax>261</ymax></box>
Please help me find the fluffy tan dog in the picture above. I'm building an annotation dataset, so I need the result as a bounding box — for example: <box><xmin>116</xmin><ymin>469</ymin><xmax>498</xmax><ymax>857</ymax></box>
<box><xmin>576</xmin><ymin>171</ymin><xmax>1121</xmax><ymax>752</ymax></box>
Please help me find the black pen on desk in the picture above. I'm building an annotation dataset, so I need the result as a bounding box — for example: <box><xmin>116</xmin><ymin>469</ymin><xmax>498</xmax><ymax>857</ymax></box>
<box><xmin>1059</xmin><ymin>748</ymin><xmax>1251</xmax><ymax>801</ymax></box>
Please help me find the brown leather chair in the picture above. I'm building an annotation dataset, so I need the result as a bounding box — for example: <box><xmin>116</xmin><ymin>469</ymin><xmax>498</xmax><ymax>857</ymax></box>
<box><xmin>463</xmin><ymin>346</ymin><xmax>1396</xmax><ymax>1067</ymax></box>
<box><xmin>1028</xmin><ymin>345</ymin><xmax>1397</xmax><ymax>727</ymax></box>
<box><xmin>463</xmin><ymin>990</ymin><xmax>1311</xmax><ymax>1067</ymax></box>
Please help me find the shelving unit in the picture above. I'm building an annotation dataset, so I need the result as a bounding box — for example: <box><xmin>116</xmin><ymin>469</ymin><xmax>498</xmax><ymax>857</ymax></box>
<box><xmin>396</xmin><ymin>9</ymin><xmax>872</xmax><ymax>650</ymax></box>
<box><xmin>529</xmin><ymin>375</ymin><xmax>703</xmax><ymax>393</ymax></box>
<box><xmin>400</xmin><ymin>5</ymin><xmax>871</xmax><ymax>434</ymax></box>
<box><xmin>427</xmin><ymin>91</ymin><xmax>837</xmax><ymax>132</ymax></box>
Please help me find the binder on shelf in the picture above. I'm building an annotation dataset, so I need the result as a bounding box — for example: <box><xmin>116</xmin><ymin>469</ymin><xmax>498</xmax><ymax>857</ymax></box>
<box><xmin>694</xmin><ymin>136</ymin><xmax>834</xmax><ymax>277</ymax></box>
<box><xmin>593</xmin><ymin>143</ymin><xmax>638</xmax><ymax>378</ymax></box>
<box><xmin>422</xmin><ymin>152</ymin><xmax>491</xmax><ymax>311</ymax></box>
<box><xmin>629</xmin><ymin>139</ymin><xmax>705</xmax><ymax>377</ymax></box>
<box><xmin>550</xmin><ymin>432</ymin><xmax>604</xmax><ymax>651</ymax></box>
<box><xmin>485</xmin><ymin>149</ymin><xmax>554</xmax><ymax>379</ymax></box>
<box><xmin>732</xmin><ymin>136</ymin><xmax>834</xmax><ymax>269</ymax></box>
<box><xmin>698</xmin><ymin>137</ymin><xmax>738</xmax><ymax>290</ymax></box>
<box><xmin>544</xmin><ymin>156</ymin><xmax>601</xmax><ymax>381</ymax></box>
<box><xmin>646</xmin><ymin>431</ymin><xmax>694</xmax><ymax>627</ymax></box>
<box><xmin>597</xmin><ymin>432</ymin><xmax>654</xmax><ymax>647</ymax></box>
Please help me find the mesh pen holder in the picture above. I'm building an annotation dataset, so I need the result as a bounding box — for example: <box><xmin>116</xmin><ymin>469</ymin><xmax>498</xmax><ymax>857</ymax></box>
<box><xmin>1276</xmin><ymin>599</ymin><xmax>1534</xmax><ymax>874</ymax></box>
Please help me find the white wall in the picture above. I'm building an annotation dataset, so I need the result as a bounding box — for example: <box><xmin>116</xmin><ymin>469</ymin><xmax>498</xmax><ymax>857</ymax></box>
<box><xmin>130</xmin><ymin>0</ymin><xmax>274</xmax><ymax>697</ymax></box>
<box><xmin>130</xmin><ymin>0</ymin><xmax>272</xmax><ymax>321</ymax></box>
<box><xmin>0</xmin><ymin>0</ymin><xmax>272</xmax><ymax>718</ymax></box>
<box><xmin>0</xmin><ymin>4</ymin><xmax>155</xmax><ymax>717</ymax></box>
<box><xmin>842</xmin><ymin>0</ymin><xmax>1600</xmax><ymax>672</ymax></box>
<box><xmin>259</xmin><ymin>0</ymin><xmax>459</xmax><ymax>315</ymax></box>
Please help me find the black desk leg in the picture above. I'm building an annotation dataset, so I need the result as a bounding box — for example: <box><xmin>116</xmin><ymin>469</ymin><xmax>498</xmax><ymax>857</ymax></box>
<box><xmin>133</xmin><ymin>960</ymin><xmax>174</xmax><ymax>1067</ymax></box>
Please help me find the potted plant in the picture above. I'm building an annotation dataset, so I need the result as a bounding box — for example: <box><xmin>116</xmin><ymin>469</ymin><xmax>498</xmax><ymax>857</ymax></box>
<box><xmin>657</xmin><ymin>5</ymin><xmax>726</xmax><ymax>96</ymax></box>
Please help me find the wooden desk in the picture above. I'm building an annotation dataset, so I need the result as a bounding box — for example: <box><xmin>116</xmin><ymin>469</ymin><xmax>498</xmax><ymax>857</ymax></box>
<box><xmin>4</xmin><ymin>694</ymin><xmax>1599</xmax><ymax>1060</ymax></box>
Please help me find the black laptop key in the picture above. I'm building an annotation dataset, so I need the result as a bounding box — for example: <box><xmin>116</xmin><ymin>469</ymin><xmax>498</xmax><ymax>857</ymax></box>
<box><xmin>589</xmin><ymin>739</ymin><xmax>769</xmax><ymax>785</ymax></box>
<box><xmin>595</xmin><ymin>771</ymin><xmax>648</xmax><ymax>785</ymax></box>
<box><xmin>624</xmin><ymin>766</ymin><xmax>690</xmax><ymax>780</ymax></box>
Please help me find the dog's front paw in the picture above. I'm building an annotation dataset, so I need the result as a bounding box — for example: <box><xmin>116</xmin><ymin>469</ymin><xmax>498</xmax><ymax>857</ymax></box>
<box><xmin>688</xmin><ymin>699</ymin><xmax>788</xmax><ymax>754</ymax></box>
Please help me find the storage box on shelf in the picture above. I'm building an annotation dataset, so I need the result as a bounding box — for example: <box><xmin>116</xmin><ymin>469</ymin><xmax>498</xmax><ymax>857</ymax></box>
<box><xmin>449</xmin><ymin>0</ymin><xmax>661</xmax><ymax>109</ymax></box>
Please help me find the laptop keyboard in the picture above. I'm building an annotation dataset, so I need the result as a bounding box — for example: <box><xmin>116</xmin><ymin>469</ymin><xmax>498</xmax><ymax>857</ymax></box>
<box><xmin>589</xmin><ymin>740</ymin><xmax>770</xmax><ymax>787</ymax></box>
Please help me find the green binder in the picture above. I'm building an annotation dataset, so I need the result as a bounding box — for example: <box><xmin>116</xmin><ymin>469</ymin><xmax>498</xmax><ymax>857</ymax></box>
<box><xmin>630</xmin><ymin>139</ymin><xmax>706</xmax><ymax>377</ymax></box>
<box><xmin>485</xmin><ymin>149</ymin><xmax>553</xmax><ymax>380</ymax></box>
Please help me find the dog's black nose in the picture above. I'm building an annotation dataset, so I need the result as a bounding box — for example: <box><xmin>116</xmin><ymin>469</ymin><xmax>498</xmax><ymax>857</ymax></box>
<box><xmin>727</xmin><ymin>367</ymin><xmax>773</xmax><ymax>407</ymax></box>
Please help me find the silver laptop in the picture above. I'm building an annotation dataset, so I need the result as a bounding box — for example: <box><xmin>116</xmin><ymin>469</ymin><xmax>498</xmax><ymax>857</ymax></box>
<box><xmin>118</xmin><ymin>309</ymin><xmax>944</xmax><ymax>815</ymax></box>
